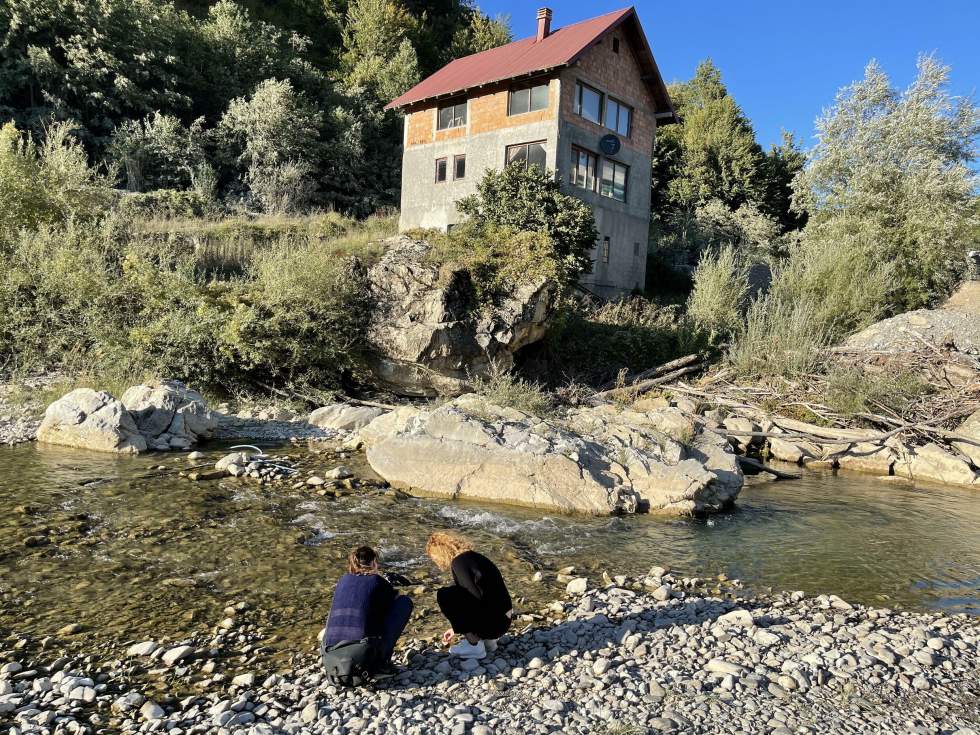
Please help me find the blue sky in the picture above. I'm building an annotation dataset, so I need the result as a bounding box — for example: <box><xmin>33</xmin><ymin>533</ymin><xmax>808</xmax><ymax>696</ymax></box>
<box><xmin>479</xmin><ymin>0</ymin><xmax>980</xmax><ymax>151</ymax></box>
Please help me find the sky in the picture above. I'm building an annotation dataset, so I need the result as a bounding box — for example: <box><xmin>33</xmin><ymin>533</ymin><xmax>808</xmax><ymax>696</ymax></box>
<box><xmin>478</xmin><ymin>0</ymin><xmax>980</xmax><ymax>151</ymax></box>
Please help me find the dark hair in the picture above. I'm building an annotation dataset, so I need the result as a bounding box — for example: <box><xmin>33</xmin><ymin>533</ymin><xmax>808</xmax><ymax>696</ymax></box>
<box><xmin>348</xmin><ymin>545</ymin><xmax>379</xmax><ymax>574</ymax></box>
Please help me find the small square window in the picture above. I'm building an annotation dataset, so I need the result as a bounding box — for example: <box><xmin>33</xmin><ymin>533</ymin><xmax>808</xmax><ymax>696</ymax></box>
<box><xmin>601</xmin><ymin>236</ymin><xmax>611</xmax><ymax>264</ymax></box>
<box><xmin>435</xmin><ymin>157</ymin><xmax>448</xmax><ymax>183</ymax></box>
<box><xmin>453</xmin><ymin>154</ymin><xmax>466</xmax><ymax>180</ymax></box>
<box><xmin>612</xmin><ymin>37</ymin><xmax>620</xmax><ymax>54</ymax></box>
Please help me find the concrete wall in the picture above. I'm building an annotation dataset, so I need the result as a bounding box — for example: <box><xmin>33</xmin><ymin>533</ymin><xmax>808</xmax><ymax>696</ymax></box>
<box><xmin>399</xmin><ymin>78</ymin><xmax>561</xmax><ymax>232</ymax></box>
<box><xmin>554</xmin><ymin>32</ymin><xmax>659</xmax><ymax>298</ymax></box>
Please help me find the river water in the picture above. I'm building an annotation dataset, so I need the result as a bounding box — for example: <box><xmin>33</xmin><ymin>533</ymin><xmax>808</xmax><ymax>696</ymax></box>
<box><xmin>1</xmin><ymin>440</ymin><xmax>978</xmax><ymax>666</ymax></box>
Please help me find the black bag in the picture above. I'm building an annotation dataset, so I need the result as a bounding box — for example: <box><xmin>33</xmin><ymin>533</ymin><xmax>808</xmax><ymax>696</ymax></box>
<box><xmin>320</xmin><ymin>636</ymin><xmax>382</xmax><ymax>687</ymax></box>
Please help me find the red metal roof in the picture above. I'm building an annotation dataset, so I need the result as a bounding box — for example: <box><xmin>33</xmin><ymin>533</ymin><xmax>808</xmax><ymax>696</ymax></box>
<box><xmin>386</xmin><ymin>7</ymin><xmax>676</xmax><ymax>121</ymax></box>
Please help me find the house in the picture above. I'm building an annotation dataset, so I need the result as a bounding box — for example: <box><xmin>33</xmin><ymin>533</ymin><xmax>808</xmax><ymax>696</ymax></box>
<box><xmin>386</xmin><ymin>6</ymin><xmax>677</xmax><ymax>298</ymax></box>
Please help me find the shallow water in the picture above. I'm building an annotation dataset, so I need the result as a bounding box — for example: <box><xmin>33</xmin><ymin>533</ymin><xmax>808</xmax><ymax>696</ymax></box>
<box><xmin>1</xmin><ymin>440</ymin><xmax>978</xmax><ymax>665</ymax></box>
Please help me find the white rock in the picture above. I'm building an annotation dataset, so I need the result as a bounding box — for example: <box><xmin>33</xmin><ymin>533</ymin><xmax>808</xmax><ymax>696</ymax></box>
<box><xmin>161</xmin><ymin>645</ymin><xmax>195</xmax><ymax>666</ymax></box>
<box><xmin>140</xmin><ymin>701</ymin><xmax>165</xmax><ymax>720</ymax></box>
<box><xmin>126</xmin><ymin>641</ymin><xmax>158</xmax><ymax>657</ymax></box>
<box><xmin>717</xmin><ymin>609</ymin><xmax>754</xmax><ymax>628</ymax></box>
<box><xmin>565</xmin><ymin>577</ymin><xmax>588</xmax><ymax>595</ymax></box>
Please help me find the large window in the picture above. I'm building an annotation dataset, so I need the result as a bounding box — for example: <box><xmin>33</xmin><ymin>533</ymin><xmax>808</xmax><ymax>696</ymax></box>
<box><xmin>506</xmin><ymin>141</ymin><xmax>547</xmax><ymax>171</ymax></box>
<box><xmin>508</xmin><ymin>83</ymin><xmax>549</xmax><ymax>115</ymax></box>
<box><xmin>437</xmin><ymin>99</ymin><xmax>467</xmax><ymax>130</ymax></box>
<box><xmin>435</xmin><ymin>157</ymin><xmax>448</xmax><ymax>183</ymax></box>
<box><xmin>605</xmin><ymin>97</ymin><xmax>632</xmax><ymax>136</ymax></box>
<box><xmin>574</xmin><ymin>82</ymin><xmax>603</xmax><ymax>125</ymax></box>
<box><xmin>600</xmin><ymin>159</ymin><xmax>628</xmax><ymax>202</ymax></box>
<box><xmin>570</xmin><ymin>147</ymin><xmax>597</xmax><ymax>192</ymax></box>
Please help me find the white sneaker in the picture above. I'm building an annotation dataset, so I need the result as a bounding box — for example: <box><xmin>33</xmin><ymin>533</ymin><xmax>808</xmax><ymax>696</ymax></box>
<box><xmin>483</xmin><ymin>638</ymin><xmax>498</xmax><ymax>654</ymax></box>
<box><xmin>449</xmin><ymin>639</ymin><xmax>486</xmax><ymax>659</ymax></box>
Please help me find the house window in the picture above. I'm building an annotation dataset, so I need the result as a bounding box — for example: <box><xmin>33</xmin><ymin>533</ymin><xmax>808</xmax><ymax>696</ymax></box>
<box><xmin>437</xmin><ymin>99</ymin><xmax>467</xmax><ymax>130</ymax></box>
<box><xmin>601</xmin><ymin>236</ymin><xmax>610</xmax><ymax>264</ymax></box>
<box><xmin>453</xmin><ymin>154</ymin><xmax>466</xmax><ymax>180</ymax></box>
<box><xmin>574</xmin><ymin>81</ymin><xmax>603</xmax><ymax>125</ymax></box>
<box><xmin>605</xmin><ymin>97</ymin><xmax>632</xmax><ymax>136</ymax></box>
<box><xmin>633</xmin><ymin>242</ymin><xmax>640</xmax><ymax>257</ymax></box>
<box><xmin>435</xmin><ymin>157</ymin><xmax>448</xmax><ymax>183</ymax></box>
<box><xmin>570</xmin><ymin>147</ymin><xmax>597</xmax><ymax>192</ymax></box>
<box><xmin>600</xmin><ymin>159</ymin><xmax>628</xmax><ymax>202</ymax></box>
<box><xmin>505</xmin><ymin>141</ymin><xmax>547</xmax><ymax>172</ymax></box>
<box><xmin>508</xmin><ymin>82</ymin><xmax>549</xmax><ymax>115</ymax></box>
<box><xmin>612</xmin><ymin>37</ymin><xmax>620</xmax><ymax>54</ymax></box>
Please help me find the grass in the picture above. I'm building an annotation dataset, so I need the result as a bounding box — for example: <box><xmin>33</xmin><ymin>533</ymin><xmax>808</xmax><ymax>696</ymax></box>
<box><xmin>473</xmin><ymin>361</ymin><xmax>553</xmax><ymax>416</ymax></box>
<box><xmin>823</xmin><ymin>363</ymin><xmax>931</xmax><ymax>418</ymax></box>
<box><xmin>135</xmin><ymin>211</ymin><xmax>398</xmax><ymax>277</ymax></box>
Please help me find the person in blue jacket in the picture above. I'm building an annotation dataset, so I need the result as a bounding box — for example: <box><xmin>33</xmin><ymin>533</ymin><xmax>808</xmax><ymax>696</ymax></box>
<box><xmin>324</xmin><ymin>546</ymin><xmax>413</xmax><ymax>668</ymax></box>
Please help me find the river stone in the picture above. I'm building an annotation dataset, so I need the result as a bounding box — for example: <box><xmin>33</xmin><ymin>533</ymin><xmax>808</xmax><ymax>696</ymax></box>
<box><xmin>161</xmin><ymin>645</ymin><xmax>195</xmax><ymax>666</ymax></box>
<box><xmin>706</xmin><ymin>658</ymin><xmax>746</xmax><ymax>676</ymax></box>
<box><xmin>894</xmin><ymin>442</ymin><xmax>978</xmax><ymax>486</ymax></box>
<box><xmin>121</xmin><ymin>379</ymin><xmax>217</xmax><ymax>446</ymax></box>
<box><xmin>366</xmin><ymin>396</ymin><xmax>742</xmax><ymax>516</ymax></box>
<box><xmin>140</xmin><ymin>701</ymin><xmax>165</xmax><ymax>720</ymax></box>
<box><xmin>566</xmin><ymin>577</ymin><xmax>588</xmax><ymax>595</ymax></box>
<box><xmin>37</xmin><ymin>389</ymin><xmax>147</xmax><ymax>454</ymax></box>
<box><xmin>717</xmin><ymin>609</ymin><xmax>754</xmax><ymax>628</ymax></box>
<box><xmin>308</xmin><ymin>403</ymin><xmax>386</xmax><ymax>431</ymax></box>
<box><xmin>952</xmin><ymin>409</ymin><xmax>980</xmax><ymax>468</ymax></box>
<box><xmin>768</xmin><ymin>437</ymin><xmax>819</xmax><ymax>464</ymax></box>
<box><xmin>834</xmin><ymin>442</ymin><xmax>896</xmax><ymax>474</ymax></box>
<box><xmin>365</xmin><ymin>236</ymin><xmax>556</xmax><ymax>397</ymax></box>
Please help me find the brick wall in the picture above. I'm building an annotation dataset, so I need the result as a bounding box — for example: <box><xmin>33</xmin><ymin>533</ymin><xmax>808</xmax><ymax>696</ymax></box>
<box><xmin>403</xmin><ymin>78</ymin><xmax>558</xmax><ymax>149</ymax></box>
<box><xmin>559</xmin><ymin>34</ymin><xmax>658</xmax><ymax>155</ymax></box>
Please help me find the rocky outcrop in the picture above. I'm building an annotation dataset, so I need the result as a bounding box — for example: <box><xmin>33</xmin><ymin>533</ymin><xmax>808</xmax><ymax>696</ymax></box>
<box><xmin>121</xmin><ymin>380</ymin><xmax>217</xmax><ymax>451</ymax></box>
<box><xmin>37</xmin><ymin>389</ymin><xmax>147</xmax><ymax>454</ymax></box>
<box><xmin>364</xmin><ymin>395</ymin><xmax>742</xmax><ymax>516</ymax></box>
<box><xmin>308</xmin><ymin>403</ymin><xmax>386</xmax><ymax>431</ymax></box>
<box><xmin>38</xmin><ymin>380</ymin><xmax>217</xmax><ymax>454</ymax></box>
<box><xmin>894</xmin><ymin>443</ymin><xmax>979</xmax><ymax>486</ymax></box>
<box><xmin>365</xmin><ymin>237</ymin><xmax>555</xmax><ymax>397</ymax></box>
<box><xmin>952</xmin><ymin>409</ymin><xmax>980</xmax><ymax>468</ymax></box>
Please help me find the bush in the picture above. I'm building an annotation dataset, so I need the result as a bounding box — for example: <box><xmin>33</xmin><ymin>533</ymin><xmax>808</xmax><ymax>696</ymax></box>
<box><xmin>686</xmin><ymin>245</ymin><xmax>749</xmax><ymax>342</ymax></box>
<box><xmin>116</xmin><ymin>190</ymin><xmax>215</xmax><ymax>220</ymax></box>
<box><xmin>456</xmin><ymin>164</ymin><xmax>598</xmax><ymax>284</ymax></box>
<box><xmin>0</xmin><ymin>213</ymin><xmax>381</xmax><ymax>393</ymax></box>
<box><xmin>542</xmin><ymin>297</ymin><xmax>708</xmax><ymax>387</ymax></box>
<box><xmin>823</xmin><ymin>363</ymin><xmax>930</xmax><ymax>417</ymax></box>
<box><xmin>109</xmin><ymin>113</ymin><xmax>207</xmax><ymax>192</ymax></box>
<box><xmin>0</xmin><ymin>121</ymin><xmax>112</xmax><ymax>248</ymax></box>
<box><xmin>726</xmin><ymin>294</ymin><xmax>830</xmax><ymax>378</ymax></box>
<box><xmin>473</xmin><ymin>362</ymin><xmax>553</xmax><ymax>416</ymax></box>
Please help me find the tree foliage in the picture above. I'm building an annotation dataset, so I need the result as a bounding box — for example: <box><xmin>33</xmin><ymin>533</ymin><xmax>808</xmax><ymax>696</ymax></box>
<box><xmin>457</xmin><ymin>164</ymin><xmax>598</xmax><ymax>283</ymax></box>
<box><xmin>794</xmin><ymin>55</ymin><xmax>979</xmax><ymax>309</ymax></box>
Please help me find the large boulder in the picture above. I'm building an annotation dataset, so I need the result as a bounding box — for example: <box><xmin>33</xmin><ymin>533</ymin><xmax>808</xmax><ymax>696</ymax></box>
<box><xmin>952</xmin><ymin>409</ymin><xmax>980</xmax><ymax>468</ymax></box>
<box><xmin>894</xmin><ymin>442</ymin><xmax>979</xmax><ymax>486</ymax></box>
<box><xmin>37</xmin><ymin>389</ymin><xmax>147</xmax><ymax>454</ymax></box>
<box><xmin>365</xmin><ymin>396</ymin><xmax>742</xmax><ymax>516</ymax></box>
<box><xmin>365</xmin><ymin>236</ymin><xmax>555</xmax><ymax>397</ymax></box>
<box><xmin>121</xmin><ymin>380</ymin><xmax>217</xmax><ymax>451</ymax></box>
<box><xmin>308</xmin><ymin>403</ymin><xmax>386</xmax><ymax>431</ymax></box>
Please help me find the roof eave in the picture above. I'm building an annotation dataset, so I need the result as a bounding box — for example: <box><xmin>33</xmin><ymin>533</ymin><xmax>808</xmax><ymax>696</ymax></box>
<box><xmin>385</xmin><ymin>65</ymin><xmax>570</xmax><ymax>112</ymax></box>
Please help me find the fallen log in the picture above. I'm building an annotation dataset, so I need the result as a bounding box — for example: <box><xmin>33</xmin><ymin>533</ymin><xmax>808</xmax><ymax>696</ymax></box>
<box><xmin>597</xmin><ymin>354</ymin><xmax>701</xmax><ymax>392</ymax></box>
<box><xmin>592</xmin><ymin>362</ymin><xmax>707</xmax><ymax>402</ymax></box>
<box><xmin>736</xmin><ymin>455</ymin><xmax>801</xmax><ymax>480</ymax></box>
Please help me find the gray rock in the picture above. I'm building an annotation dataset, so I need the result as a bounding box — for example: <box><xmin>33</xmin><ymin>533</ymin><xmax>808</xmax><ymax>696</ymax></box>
<box><xmin>37</xmin><ymin>389</ymin><xmax>147</xmax><ymax>454</ymax></box>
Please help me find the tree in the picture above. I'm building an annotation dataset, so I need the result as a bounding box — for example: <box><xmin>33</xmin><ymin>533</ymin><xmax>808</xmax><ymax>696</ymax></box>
<box><xmin>457</xmin><ymin>164</ymin><xmax>598</xmax><ymax>280</ymax></box>
<box><xmin>794</xmin><ymin>55</ymin><xmax>980</xmax><ymax>309</ymax></box>
<box><xmin>451</xmin><ymin>10</ymin><xmax>511</xmax><ymax>57</ymax></box>
<box><xmin>217</xmin><ymin>79</ymin><xmax>324</xmax><ymax>212</ymax></box>
<box><xmin>341</xmin><ymin>0</ymin><xmax>421</xmax><ymax>103</ymax></box>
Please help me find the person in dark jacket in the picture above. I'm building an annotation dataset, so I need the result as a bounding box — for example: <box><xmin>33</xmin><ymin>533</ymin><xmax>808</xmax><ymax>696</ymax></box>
<box><xmin>324</xmin><ymin>546</ymin><xmax>413</xmax><ymax>668</ymax></box>
<box><xmin>427</xmin><ymin>532</ymin><xmax>512</xmax><ymax>660</ymax></box>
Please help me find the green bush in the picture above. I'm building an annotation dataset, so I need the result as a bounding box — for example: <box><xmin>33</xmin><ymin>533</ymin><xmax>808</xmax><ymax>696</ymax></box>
<box><xmin>0</xmin><ymin>214</ymin><xmax>377</xmax><ymax>394</ymax></box>
<box><xmin>116</xmin><ymin>190</ymin><xmax>215</xmax><ymax>220</ymax></box>
<box><xmin>456</xmin><ymin>164</ymin><xmax>598</xmax><ymax>285</ymax></box>
<box><xmin>726</xmin><ymin>293</ymin><xmax>830</xmax><ymax>378</ymax></box>
<box><xmin>543</xmin><ymin>297</ymin><xmax>708</xmax><ymax>387</ymax></box>
<box><xmin>686</xmin><ymin>245</ymin><xmax>749</xmax><ymax>342</ymax></box>
<box><xmin>823</xmin><ymin>364</ymin><xmax>930</xmax><ymax>418</ymax></box>
<box><xmin>473</xmin><ymin>362</ymin><xmax>553</xmax><ymax>416</ymax></box>
<box><xmin>0</xmin><ymin>121</ymin><xmax>112</xmax><ymax>249</ymax></box>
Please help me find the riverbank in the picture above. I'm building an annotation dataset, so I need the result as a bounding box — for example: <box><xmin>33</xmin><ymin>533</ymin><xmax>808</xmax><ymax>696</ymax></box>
<box><xmin>2</xmin><ymin>579</ymin><xmax>978</xmax><ymax>734</ymax></box>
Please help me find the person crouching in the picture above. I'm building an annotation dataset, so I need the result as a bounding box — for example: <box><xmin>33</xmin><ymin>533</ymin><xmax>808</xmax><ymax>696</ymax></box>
<box><xmin>323</xmin><ymin>546</ymin><xmax>413</xmax><ymax>674</ymax></box>
<box><xmin>427</xmin><ymin>532</ymin><xmax>512</xmax><ymax>660</ymax></box>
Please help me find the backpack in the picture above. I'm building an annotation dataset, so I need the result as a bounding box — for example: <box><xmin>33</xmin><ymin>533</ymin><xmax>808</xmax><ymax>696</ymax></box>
<box><xmin>320</xmin><ymin>636</ymin><xmax>382</xmax><ymax>687</ymax></box>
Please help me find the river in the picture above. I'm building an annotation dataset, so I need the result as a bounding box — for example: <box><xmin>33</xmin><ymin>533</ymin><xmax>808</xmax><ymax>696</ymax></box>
<box><xmin>1</xmin><ymin>440</ymin><xmax>978</xmax><ymax>670</ymax></box>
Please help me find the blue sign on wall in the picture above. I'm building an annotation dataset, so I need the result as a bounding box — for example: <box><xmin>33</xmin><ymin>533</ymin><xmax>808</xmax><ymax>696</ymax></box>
<box><xmin>599</xmin><ymin>134</ymin><xmax>621</xmax><ymax>156</ymax></box>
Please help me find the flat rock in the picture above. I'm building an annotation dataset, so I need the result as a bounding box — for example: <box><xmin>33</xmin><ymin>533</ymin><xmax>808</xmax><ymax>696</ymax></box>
<box><xmin>894</xmin><ymin>442</ymin><xmax>978</xmax><ymax>486</ymax></box>
<box><xmin>308</xmin><ymin>403</ymin><xmax>386</xmax><ymax>431</ymax></box>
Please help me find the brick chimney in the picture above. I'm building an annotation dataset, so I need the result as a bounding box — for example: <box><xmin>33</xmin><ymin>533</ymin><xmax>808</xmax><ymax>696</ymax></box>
<box><xmin>536</xmin><ymin>7</ymin><xmax>552</xmax><ymax>42</ymax></box>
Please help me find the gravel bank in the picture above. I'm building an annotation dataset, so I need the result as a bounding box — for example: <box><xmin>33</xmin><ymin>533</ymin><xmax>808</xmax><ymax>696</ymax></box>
<box><xmin>3</xmin><ymin>575</ymin><xmax>978</xmax><ymax>735</ymax></box>
<box><xmin>0</xmin><ymin>376</ymin><xmax>53</xmax><ymax>446</ymax></box>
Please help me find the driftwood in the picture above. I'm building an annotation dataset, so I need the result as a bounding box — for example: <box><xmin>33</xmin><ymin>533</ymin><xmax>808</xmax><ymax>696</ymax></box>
<box><xmin>597</xmin><ymin>353</ymin><xmax>702</xmax><ymax>392</ymax></box>
<box><xmin>736</xmin><ymin>455</ymin><xmax>801</xmax><ymax>480</ymax></box>
<box><xmin>592</xmin><ymin>358</ymin><xmax>706</xmax><ymax>402</ymax></box>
